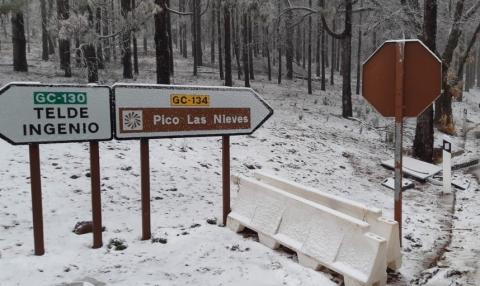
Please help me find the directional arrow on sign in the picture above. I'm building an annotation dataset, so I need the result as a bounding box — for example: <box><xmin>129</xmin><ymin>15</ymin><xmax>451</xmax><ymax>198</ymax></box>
<box><xmin>0</xmin><ymin>83</ymin><xmax>112</xmax><ymax>145</ymax></box>
<box><xmin>113</xmin><ymin>84</ymin><xmax>274</xmax><ymax>140</ymax></box>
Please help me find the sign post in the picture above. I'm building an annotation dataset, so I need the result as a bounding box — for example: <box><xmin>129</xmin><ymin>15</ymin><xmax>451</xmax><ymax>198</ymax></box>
<box><xmin>222</xmin><ymin>136</ymin><xmax>231</xmax><ymax>225</ymax></box>
<box><xmin>112</xmin><ymin>84</ymin><xmax>273</xmax><ymax>229</ymax></box>
<box><xmin>0</xmin><ymin>83</ymin><xmax>112</xmax><ymax>254</ymax></box>
<box><xmin>442</xmin><ymin>138</ymin><xmax>452</xmax><ymax>194</ymax></box>
<box><xmin>29</xmin><ymin>143</ymin><xmax>44</xmax><ymax>255</ymax></box>
<box><xmin>394</xmin><ymin>42</ymin><xmax>405</xmax><ymax>244</ymax></box>
<box><xmin>140</xmin><ymin>138</ymin><xmax>151</xmax><ymax>240</ymax></box>
<box><xmin>362</xmin><ymin>40</ymin><xmax>442</xmax><ymax>245</ymax></box>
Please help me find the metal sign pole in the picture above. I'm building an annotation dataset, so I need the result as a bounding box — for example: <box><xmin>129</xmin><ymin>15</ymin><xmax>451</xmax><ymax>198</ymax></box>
<box><xmin>140</xmin><ymin>138</ymin><xmax>151</xmax><ymax>240</ymax></box>
<box><xmin>29</xmin><ymin>143</ymin><xmax>45</xmax><ymax>255</ymax></box>
<box><xmin>394</xmin><ymin>42</ymin><xmax>405</xmax><ymax>246</ymax></box>
<box><xmin>222</xmin><ymin>136</ymin><xmax>231</xmax><ymax>225</ymax></box>
<box><xmin>89</xmin><ymin>141</ymin><xmax>103</xmax><ymax>248</ymax></box>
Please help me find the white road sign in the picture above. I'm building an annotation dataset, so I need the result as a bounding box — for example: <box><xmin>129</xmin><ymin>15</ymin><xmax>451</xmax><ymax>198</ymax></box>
<box><xmin>0</xmin><ymin>83</ymin><xmax>112</xmax><ymax>144</ymax></box>
<box><xmin>113</xmin><ymin>84</ymin><xmax>273</xmax><ymax>140</ymax></box>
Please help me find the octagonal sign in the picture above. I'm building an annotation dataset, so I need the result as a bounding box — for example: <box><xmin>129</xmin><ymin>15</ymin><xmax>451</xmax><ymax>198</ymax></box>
<box><xmin>362</xmin><ymin>40</ymin><xmax>442</xmax><ymax>117</ymax></box>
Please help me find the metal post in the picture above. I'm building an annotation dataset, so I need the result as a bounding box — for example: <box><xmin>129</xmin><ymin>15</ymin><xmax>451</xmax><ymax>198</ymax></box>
<box><xmin>394</xmin><ymin>42</ymin><xmax>405</xmax><ymax>246</ymax></box>
<box><xmin>443</xmin><ymin>139</ymin><xmax>452</xmax><ymax>194</ymax></box>
<box><xmin>89</xmin><ymin>141</ymin><xmax>103</xmax><ymax>248</ymax></box>
<box><xmin>141</xmin><ymin>138</ymin><xmax>151</xmax><ymax>240</ymax></box>
<box><xmin>222</xmin><ymin>136</ymin><xmax>231</xmax><ymax>225</ymax></box>
<box><xmin>29</xmin><ymin>143</ymin><xmax>44</xmax><ymax>256</ymax></box>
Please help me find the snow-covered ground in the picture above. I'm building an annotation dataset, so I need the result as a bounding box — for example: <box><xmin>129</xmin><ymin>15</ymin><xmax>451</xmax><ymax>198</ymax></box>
<box><xmin>0</xmin><ymin>46</ymin><xmax>479</xmax><ymax>286</ymax></box>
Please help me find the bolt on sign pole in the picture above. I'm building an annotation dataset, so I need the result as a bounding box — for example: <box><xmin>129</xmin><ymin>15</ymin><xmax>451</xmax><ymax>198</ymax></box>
<box><xmin>89</xmin><ymin>141</ymin><xmax>103</xmax><ymax>248</ymax></box>
<box><xmin>140</xmin><ymin>138</ymin><xmax>151</xmax><ymax>240</ymax></box>
<box><xmin>29</xmin><ymin>143</ymin><xmax>45</xmax><ymax>256</ymax></box>
<box><xmin>394</xmin><ymin>42</ymin><xmax>405</xmax><ymax>246</ymax></box>
<box><xmin>222</xmin><ymin>136</ymin><xmax>231</xmax><ymax>225</ymax></box>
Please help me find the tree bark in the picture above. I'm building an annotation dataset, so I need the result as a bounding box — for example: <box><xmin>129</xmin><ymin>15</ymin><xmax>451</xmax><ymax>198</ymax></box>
<box><xmin>121</xmin><ymin>0</ymin><xmax>133</xmax><ymax>78</ymax></box>
<box><xmin>194</xmin><ymin>0</ymin><xmax>203</xmax><ymax>66</ymax></box>
<box><xmin>211</xmin><ymin>0</ymin><xmax>215</xmax><ymax>64</ymax></box>
<box><xmin>330</xmin><ymin>19</ymin><xmax>335</xmax><ymax>85</ymax></box>
<box><xmin>41</xmin><ymin>0</ymin><xmax>49</xmax><ymax>61</ymax></box>
<box><xmin>340</xmin><ymin>0</ymin><xmax>353</xmax><ymax>117</ymax></box>
<box><xmin>154</xmin><ymin>0</ymin><xmax>171</xmax><ymax>84</ymax></box>
<box><xmin>133</xmin><ymin>33</ymin><xmax>139</xmax><ymax>75</ymax></box>
<box><xmin>233</xmin><ymin>8</ymin><xmax>242</xmax><ymax>80</ymax></box>
<box><xmin>355</xmin><ymin>0</ymin><xmax>363</xmax><ymax>95</ymax></box>
<box><xmin>413</xmin><ymin>0</ymin><xmax>436</xmax><ymax>163</ymax></box>
<box><xmin>95</xmin><ymin>6</ymin><xmax>104</xmax><ymax>70</ymax></box>
<box><xmin>434</xmin><ymin>0</ymin><xmax>465</xmax><ymax>133</ymax></box>
<box><xmin>11</xmin><ymin>11</ymin><xmax>28</xmax><ymax>72</ymax></box>
<box><xmin>224</xmin><ymin>3</ymin><xmax>232</xmax><ymax>87</ymax></box>
<box><xmin>242</xmin><ymin>12</ymin><xmax>250</xmax><ymax>87</ymax></box>
<box><xmin>307</xmin><ymin>0</ymin><xmax>312</xmax><ymax>94</ymax></box>
<box><xmin>248</xmin><ymin>10</ymin><xmax>254</xmax><ymax>80</ymax></box>
<box><xmin>57</xmin><ymin>0</ymin><xmax>71</xmax><ymax>77</ymax></box>
<box><xmin>47</xmin><ymin>0</ymin><xmax>55</xmax><ymax>55</ymax></box>
<box><xmin>217</xmin><ymin>0</ymin><xmax>224</xmax><ymax>80</ymax></box>
<box><xmin>266</xmin><ymin>26</ymin><xmax>272</xmax><ymax>81</ymax></box>
<box><xmin>286</xmin><ymin>10</ymin><xmax>294</xmax><ymax>80</ymax></box>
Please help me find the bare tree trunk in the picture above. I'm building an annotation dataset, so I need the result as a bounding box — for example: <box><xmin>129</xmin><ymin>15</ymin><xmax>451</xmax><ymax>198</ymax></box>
<box><xmin>41</xmin><ymin>0</ymin><xmax>49</xmax><ymax>60</ymax></box>
<box><xmin>242</xmin><ymin>12</ymin><xmax>250</xmax><ymax>87</ymax></box>
<box><xmin>84</xmin><ymin>44</ymin><xmax>98</xmax><ymax>83</ymax></box>
<box><xmin>25</xmin><ymin>0</ymin><xmax>30</xmax><ymax>53</ymax></box>
<box><xmin>11</xmin><ymin>11</ymin><xmax>28</xmax><ymax>72</ymax></box>
<box><xmin>211</xmin><ymin>1</ymin><xmax>215</xmax><ymax>64</ymax></box>
<box><xmin>434</xmin><ymin>0</ymin><xmax>466</xmax><ymax>133</ymax></box>
<box><xmin>111</xmin><ymin>0</ymin><xmax>117</xmax><ymax>61</ymax></box>
<box><xmin>232</xmin><ymin>8</ymin><xmax>242</xmax><ymax>80</ymax></box>
<box><xmin>330</xmin><ymin>19</ymin><xmax>335</xmax><ymax>85</ymax></box>
<box><xmin>217</xmin><ymin>0</ymin><xmax>224</xmax><ymax>80</ymax></box>
<box><xmin>57</xmin><ymin>0</ymin><xmax>71</xmax><ymax>77</ymax></box>
<box><xmin>413</xmin><ymin>0</ymin><xmax>436</xmax><ymax>163</ymax></box>
<box><xmin>266</xmin><ymin>26</ymin><xmax>271</xmax><ymax>81</ymax></box>
<box><xmin>85</xmin><ymin>8</ymin><xmax>98</xmax><ymax>82</ymax></box>
<box><xmin>248</xmin><ymin>10</ymin><xmax>254</xmax><ymax>80</ymax></box>
<box><xmin>224</xmin><ymin>3</ymin><xmax>232</xmax><ymax>87</ymax></box>
<box><xmin>340</xmin><ymin>0</ymin><xmax>353</xmax><ymax>117</ymax></box>
<box><xmin>96</xmin><ymin>6</ymin><xmax>104</xmax><ymax>69</ymax></box>
<box><xmin>307</xmin><ymin>0</ymin><xmax>312</xmax><ymax>94</ymax></box>
<box><xmin>355</xmin><ymin>0</ymin><xmax>363</xmax><ymax>95</ymax></box>
<box><xmin>121</xmin><ymin>0</ymin><xmax>133</xmax><ymax>78</ymax></box>
<box><xmin>133</xmin><ymin>34</ymin><xmax>139</xmax><ymax>75</ymax></box>
<box><xmin>47</xmin><ymin>0</ymin><xmax>55</xmax><ymax>55</ymax></box>
<box><xmin>194</xmin><ymin>0</ymin><xmax>202</xmax><ymax>66</ymax></box>
<box><xmin>477</xmin><ymin>43</ymin><xmax>480</xmax><ymax>88</ymax></box>
<box><xmin>154</xmin><ymin>0</ymin><xmax>170</xmax><ymax>84</ymax></box>
<box><xmin>286</xmin><ymin>10</ymin><xmax>293</xmax><ymax>80</ymax></box>
<box><xmin>167</xmin><ymin>0</ymin><xmax>173</xmax><ymax>75</ymax></box>
<box><xmin>103</xmin><ymin>0</ymin><xmax>111</xmax><ymax>62</ymax></box>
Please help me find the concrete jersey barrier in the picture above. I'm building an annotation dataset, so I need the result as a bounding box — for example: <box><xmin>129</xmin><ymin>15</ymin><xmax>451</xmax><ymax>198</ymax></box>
<box><xmin>228</xmin><ymin>175</ymin><xmax>388</xmax><ymax>286</ymax></box>
<box><xmin>253</xmin><ymin>171</ymin><xmax>402</xmax><ymax>270</ymax></box>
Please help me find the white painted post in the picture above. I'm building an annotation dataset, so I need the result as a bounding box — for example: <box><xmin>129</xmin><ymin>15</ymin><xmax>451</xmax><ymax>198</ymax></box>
<box><xmin>442</xmin><ymin>138</ymin><xmax>452</xmax><ymax>194</ymax></box>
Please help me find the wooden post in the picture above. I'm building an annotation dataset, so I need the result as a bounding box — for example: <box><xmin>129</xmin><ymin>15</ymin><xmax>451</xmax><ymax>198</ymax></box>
<box><xmin>141</xmin><ymin>138</ymin><xmax>151</xmax><ymax>240</ymax></box>
<box><xmin>89</xmin><ymin>141</ymin><xmax>103</xmax><ymax>248</ymax></box>
<box><xmin>222</xmin><ymin>136</ymin><xmax>230</xmax><ymax>225</ymax></box>
<box><xmin>394</xmin><ymin>42</ymin><xmax>404</xmax><ymax>246</ymax></box>
<box><xmin>29</xmin><ymin>143</ymin><xmax>45</xmax><ymax>255</ymax></box>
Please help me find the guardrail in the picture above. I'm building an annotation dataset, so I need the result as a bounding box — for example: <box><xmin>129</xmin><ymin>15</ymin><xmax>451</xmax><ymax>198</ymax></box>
<box><xmin>228</xmin><ymin>175</ymin><xmax>390</xmax><ymax>286</ymax></box>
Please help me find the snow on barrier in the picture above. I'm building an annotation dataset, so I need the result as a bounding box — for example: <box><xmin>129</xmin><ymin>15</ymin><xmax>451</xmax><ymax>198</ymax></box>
<box><xmin>228</xmin><ymin>175</ymin><xmax>388</xmax><ymax>286</ymax></box>
<box><xmin>254</xmin><ymin>171</ymin><xmax>402</xmax><ymax>270</ymax></box>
